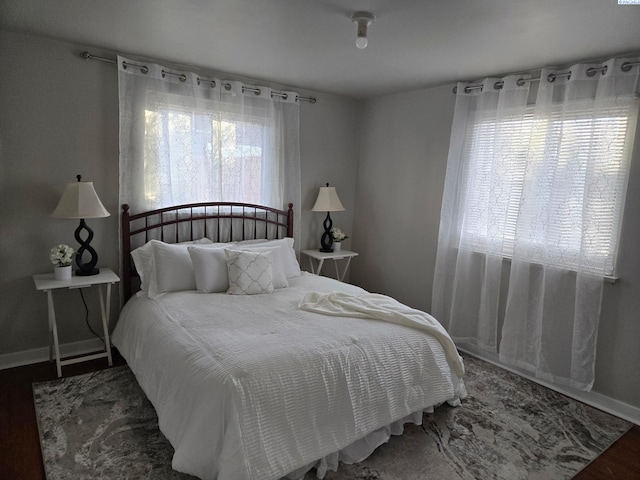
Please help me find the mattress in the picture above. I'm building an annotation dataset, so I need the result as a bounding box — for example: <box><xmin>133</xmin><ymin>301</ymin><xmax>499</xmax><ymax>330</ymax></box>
<box><xmin>111</xmin><ymin>273</ymin><xmax>466</xmax><ymax>480</ymax></box>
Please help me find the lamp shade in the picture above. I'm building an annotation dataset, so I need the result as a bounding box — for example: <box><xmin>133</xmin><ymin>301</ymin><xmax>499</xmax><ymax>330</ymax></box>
<box><xmin>52</xmin><ymin>179</ymin><xmax>110</xmax><ymax>219</ymax></box>
<box><xmin>311</xmin><ymin>185</ymin><xmax>345</xmax><ymax>212</ymax></box>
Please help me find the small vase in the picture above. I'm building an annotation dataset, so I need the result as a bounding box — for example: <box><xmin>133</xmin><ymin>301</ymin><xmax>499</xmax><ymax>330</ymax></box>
<box><xmin>54</xmin><ymin>265</ymin><xmax>72</xmax><ymax>281</ymax></box>
<box><xmin>333</xmin><ymin>242</ymin><xmax>341</xmax><ymax>252</ymax></box>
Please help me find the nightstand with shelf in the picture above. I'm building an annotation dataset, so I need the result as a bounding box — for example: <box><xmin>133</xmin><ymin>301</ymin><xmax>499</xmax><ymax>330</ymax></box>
<box><xmin>32</xmin><ymin>268</ymin><xmax>119</xmax><ymax>377</ymax></box>
<box><xmin>302</xmin><ymin>249</ymin><xmax>358</xmax><ymax>282</ymax></box>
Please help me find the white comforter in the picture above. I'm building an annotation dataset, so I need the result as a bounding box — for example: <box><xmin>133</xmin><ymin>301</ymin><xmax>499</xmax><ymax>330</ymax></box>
<box><xmin>112</xmin><ymin>273</ymin><xmax>465</xmax><ymax>480</ymax></box>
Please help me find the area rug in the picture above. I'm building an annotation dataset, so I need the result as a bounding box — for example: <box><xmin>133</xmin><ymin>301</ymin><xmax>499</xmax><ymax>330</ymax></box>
<box><xmin>33</xmin><ymin>355</ymin><xmax>631</xmax><ymax>480</ymax></box>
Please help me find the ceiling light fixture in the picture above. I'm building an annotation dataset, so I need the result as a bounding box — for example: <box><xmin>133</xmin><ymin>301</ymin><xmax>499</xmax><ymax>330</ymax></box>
<box><xmin>351</xmin><ymin>11</ymin><xmax>375</xmax><ymax>49</ymax></box>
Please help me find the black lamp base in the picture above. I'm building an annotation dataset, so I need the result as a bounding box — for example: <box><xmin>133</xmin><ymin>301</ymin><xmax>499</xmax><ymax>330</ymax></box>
<box><xmin>319</xmin><ymin>211</ymin><xmax>334</xmax><ymax>252</ymax></box>
<box><xmin>75</xmin><ymin>218</ymin><xmax>100</xmax><ymax>276</ymax></box>
<box><xmin>76</xmin><ymin>267</ymin><xmax>100</xmax><ymax>276</ymax></box>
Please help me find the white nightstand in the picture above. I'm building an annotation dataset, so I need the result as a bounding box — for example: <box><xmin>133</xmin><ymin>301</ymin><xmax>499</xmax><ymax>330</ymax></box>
<box><xmin>302</xmin><ymin>249</ymin><xmax>359</xmax><ymax>282</ymax></box>
<box><xmin>33</xmin><ymin>268</ymin><xmax>119</xmax><ymax>377</ymax></box>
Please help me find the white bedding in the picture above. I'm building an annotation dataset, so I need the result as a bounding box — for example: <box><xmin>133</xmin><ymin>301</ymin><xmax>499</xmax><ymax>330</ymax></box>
<box><xmin>112</xmin><ymin>273</ymin><xmax>466</xmax><ymax>480</ymax></box>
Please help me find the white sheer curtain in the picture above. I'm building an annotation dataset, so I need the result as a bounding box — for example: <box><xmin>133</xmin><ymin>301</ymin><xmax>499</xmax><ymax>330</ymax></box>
<box><xmin>433</xmin><ymin>57</ymin><xmax>639</xmax><ymax>390</ymax></box>
<box><xmin>118</xmin><ymin>55</ymin><xmax>301</xmax><ymax>241</ymax></box>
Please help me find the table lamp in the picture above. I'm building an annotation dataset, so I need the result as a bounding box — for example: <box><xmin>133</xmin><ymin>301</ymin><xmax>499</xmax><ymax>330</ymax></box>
<box><xmin>311</xmin><ymin>183</ymin><xmax>345</xmax><ymax>252</ymax></box>
<box><xmin>52</xmin><ymin>175</ymin><xmax>110</xmax><ymax>276</ymax></box>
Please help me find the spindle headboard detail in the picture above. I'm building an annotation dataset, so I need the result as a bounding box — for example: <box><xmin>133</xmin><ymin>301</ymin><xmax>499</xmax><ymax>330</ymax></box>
<box><xmin>121</xmin><ymin>202</ymin><xmax>294</xmax><ymax>302</ymax></box>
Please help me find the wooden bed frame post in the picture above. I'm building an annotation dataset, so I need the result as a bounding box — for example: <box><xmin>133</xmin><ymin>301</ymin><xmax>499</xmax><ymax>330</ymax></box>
<box><xmin>121</xmin><ymin>204</ymin><xmax>132</xmax><ymax>302</ymax></box>
<box><xmin>287</xmin><ymin>203</ymin><xmax>294</xmax><ymax>238</ymax></box>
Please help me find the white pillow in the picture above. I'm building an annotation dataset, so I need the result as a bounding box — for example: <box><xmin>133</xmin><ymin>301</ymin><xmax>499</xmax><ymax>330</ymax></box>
<box><xmin>147</xmin><ymin>240</ymin><xmax>232</xmax><ymax>298</ymax></box>
<box><xmin>234</xmin><ymin>238</ymin><xmax>274</xmax><ymax>245</ymax></box>
<box><xmin>188</xmin><ymin>246</ymin><xmax>230</xmax><ymax>293</ymax></box>
<box><xmin>149</xmin><ymin>242</ymin><xmax>197</xmax><ymax>298</ymax></box>
<box><xmin>130</xmin><ymin>237</ymin><xmax>213</xmax><ymax>292</ymax></box>
<box><xmin>225</xmin><ymin>249</ymin><xmax>274</xmax><ymax>295</ymax></box>
<box><xmin>234</xmin><ymin>238</ymin><xmax>301</xmax><ymax>279</ymax></box>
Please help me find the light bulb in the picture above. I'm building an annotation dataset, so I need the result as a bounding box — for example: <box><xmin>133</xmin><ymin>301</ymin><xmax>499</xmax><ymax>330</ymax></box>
<box><xmin>356</xmin><ymin>36</ymin><xmax>368</xmax><ymax>49</ymax></box>
<box><xmin>351</xmin><ymin>12</ymin><xmax>375</xmax><ymax>50</ymax></box>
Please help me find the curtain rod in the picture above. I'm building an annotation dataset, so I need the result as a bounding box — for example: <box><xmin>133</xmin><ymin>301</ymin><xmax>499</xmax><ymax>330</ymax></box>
<box><xmin>452</xmin><ymin>60</ymin><xmax>640</xmax><ymax>94</ymax></box>
<box><xmin>81</xmin><ymin>51</ymin><xmax>317</xmax><ymax>104</ymax></box>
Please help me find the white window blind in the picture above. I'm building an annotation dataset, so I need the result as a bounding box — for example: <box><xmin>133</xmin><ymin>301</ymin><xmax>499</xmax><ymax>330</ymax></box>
<box><xmin>460</xmin><ymin>101</ymin><xmax>637</xmax><ymax>276</ymax></box>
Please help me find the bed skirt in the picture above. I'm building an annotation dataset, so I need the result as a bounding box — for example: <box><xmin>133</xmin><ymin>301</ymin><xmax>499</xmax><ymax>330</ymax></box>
<box><xmin>286</xmin><ymin>398</ymin><xmax>462</xmax><ymax>479</ymax></box>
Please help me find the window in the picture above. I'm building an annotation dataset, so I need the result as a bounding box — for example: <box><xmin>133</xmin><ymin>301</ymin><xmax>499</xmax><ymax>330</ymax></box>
<box><xmin>144</xmin><ymin>104</ymin><xmax>270</xmax><ymax>207</ymax></box>
<box><xmin>459</xmin><ymin>101</ymin><xmax>637</xmax><ymax>276</ymax></box>
<box><xmin>118</xmin><ymin>57</ymin><xmax>301</xmax><ymax>236</ymax></box>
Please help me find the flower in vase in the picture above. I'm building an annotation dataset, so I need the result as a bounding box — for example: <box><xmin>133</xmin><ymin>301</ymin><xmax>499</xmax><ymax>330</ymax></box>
<box><xmin>330</xmin><ymin>227</ymin><xmax>348</xmax><ymax>243</ymax></box>
<box><xmin>50</xmin><ymin>244</ymin><xmax>75</xmax><ymax>267</ymax></box>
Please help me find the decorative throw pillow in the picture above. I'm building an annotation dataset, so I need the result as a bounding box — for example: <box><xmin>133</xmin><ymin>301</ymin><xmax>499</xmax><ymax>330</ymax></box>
<box><xmin>225</xmin><ymin>249</ymin><xmax>274</xmax><ymax>295</ymax></box>
<box><xmin>231</xmin><ymin>245</ymin><xmax>289</xmax><ymax>289</ymax></box>
<box><xmin>233</xmin><ymin>237</ymin><xmax>301</xmax><ymax>278</ymax></box>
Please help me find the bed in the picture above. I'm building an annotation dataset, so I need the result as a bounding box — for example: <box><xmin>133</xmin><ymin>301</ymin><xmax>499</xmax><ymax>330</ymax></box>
<box><xmin>112</xmin><ymin>202</ymin><xmax>466</xmax><ymax>480</ymax></box>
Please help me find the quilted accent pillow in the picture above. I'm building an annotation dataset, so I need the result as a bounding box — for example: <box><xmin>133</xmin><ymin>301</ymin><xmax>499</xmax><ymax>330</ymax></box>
<box><xmin>224</xmin><ymin>249</ymin><xmax>274</xmax><ymax>295</ymax></box>
<box><xmin>231</xmin><ymin>245</ymin><xmax>289</xmax><ymax>289</ymax></box>
<box><xmin>233</xmin><ymin>238</ymin><xmax>301</xmax><ymax>278</ymax></box>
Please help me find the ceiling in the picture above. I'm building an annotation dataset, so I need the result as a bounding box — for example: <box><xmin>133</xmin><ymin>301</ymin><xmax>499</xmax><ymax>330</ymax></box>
<box><xmin>2</xmin><ymin>0</ymin><xmax>640</xmax><ymax>99</ymax></box>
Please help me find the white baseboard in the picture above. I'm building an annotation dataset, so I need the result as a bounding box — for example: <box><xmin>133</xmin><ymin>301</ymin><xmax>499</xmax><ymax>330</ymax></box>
<box><xmin>458</xmin><ymin>344</ymin><xmax>640</xmax><ymax>426</ymax></box>
<box><xmin>0</xmin><ymin>338</ymin><xmax>107</xmax><ymax>371</ymax></box>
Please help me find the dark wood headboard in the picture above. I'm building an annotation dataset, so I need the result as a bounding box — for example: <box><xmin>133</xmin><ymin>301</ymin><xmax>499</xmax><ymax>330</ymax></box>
<box><xmin>121</xmin><ymin>202</ymin><xmax>294</xmax><ymax>302</ymax></box>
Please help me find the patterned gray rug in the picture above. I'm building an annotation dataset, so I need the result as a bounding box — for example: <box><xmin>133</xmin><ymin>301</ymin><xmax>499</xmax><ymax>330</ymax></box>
<box><xmin>33</xmin><ymin>355</ymin><xmax>631</xmax><ymax>480</ymax></box>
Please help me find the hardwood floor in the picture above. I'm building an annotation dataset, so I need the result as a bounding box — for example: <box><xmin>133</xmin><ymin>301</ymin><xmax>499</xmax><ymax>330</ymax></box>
<box><xmin>573</xmin><ymin>424</ymin><xmax>640</xmax><ymax>480</ymax></box>
<box><xmin>1</xmin><ymin>352</ymin><xmax>638</xmax><ymax>480</ymax></box>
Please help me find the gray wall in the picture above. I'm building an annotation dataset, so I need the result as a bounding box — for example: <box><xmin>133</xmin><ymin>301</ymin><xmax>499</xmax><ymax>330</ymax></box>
<box><xmin>0</xmin><ymin>32</ymin><xmax>120</xmax><ymax>358</ymax></box>
<box><xmin>351</xmin><ymin>85</ymin><xmax>640</xmax><ymax>414</ymax></box>
<box><xmin>0</xmin><ymin>31</ymin><xmax>359</xmax><ymax>361</ymax></box>
<box><xmin>351</xmin><ymin>86</ymin><xmax>454</xmax><ymax>313</ymax></box>
<box><xmin>299</xmin><ymin>94</ymin><xmax>360</xmax><ymax>256</ymax></box>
